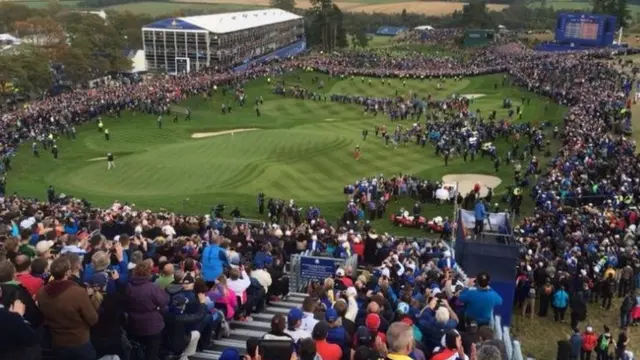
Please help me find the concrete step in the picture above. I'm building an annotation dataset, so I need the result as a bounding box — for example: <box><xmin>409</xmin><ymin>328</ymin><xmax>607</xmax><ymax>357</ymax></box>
<box><xmin>210</xmin><ymin>338</ymin><xmax>247</xmax><ymax>353</ymax></box>
<box><xmin>229</xmin><ymin>328</ymin><xmax>267</xmax><ymax>340</ymax></box>
<box><xmin>231</xmin><ymin>320</ymin><xmax>271</xmax><ymax>331</ymax></box>
<box><xmin>269</xmin><ymin>300</ymin><xmax>304</xmax><ymax>309</ymax></box>
<box><xmin>190</xmin><ymin>350</ymin><xmax>221</xmax><ymax>360</ymax></box>
<box><xmin>262</xmin><ymin>306</ymin><xmax>289</xmax><ymax>314</ymax></box>
<box><xmin>193</xmin><ymin>297</ymin><xmax>303</xmax><ymax>360</ymax></box>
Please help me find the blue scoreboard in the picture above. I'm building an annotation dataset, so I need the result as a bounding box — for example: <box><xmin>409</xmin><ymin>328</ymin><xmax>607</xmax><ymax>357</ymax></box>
<box><xmin>554</xmin><ymin>13</ymin><xmax>616</xmax><ymax>48</ymax></box>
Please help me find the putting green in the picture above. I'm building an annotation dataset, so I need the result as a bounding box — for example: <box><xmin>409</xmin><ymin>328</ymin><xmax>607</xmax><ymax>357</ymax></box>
<box><xmin>6</xmin><ymin>72</ymin><xmax>567</xmax><ymax>233</ymax></box>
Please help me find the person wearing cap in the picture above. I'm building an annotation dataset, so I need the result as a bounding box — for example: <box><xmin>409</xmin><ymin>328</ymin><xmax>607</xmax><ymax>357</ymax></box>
<box><xmin>164</xmin><ymin>290</ymin><xmax>208</xmax><ymax>360</ymax></box>
<box><xmin>82</xmin><ymin>244</ymin><xmax>129</xmax><ymax>295</ymax></box>
<box><xmin>458</xmin><ymin>272</ymin><xmax>502</xmax><ymax>326</ymax></box>
<box><xmin>286</xmin><ymin>307</ymin><xmax>312</xmax><ymax>342</ymax></box>
<box><xmin>326</xmin><ymin>307</ymin><xmax>350</xmax><ymax>355</ymax></box>
<box><xmin>336</xmin><ymin>268</ymin><xmax>353</xmax><ymax>288</ymax></box>
<box><xmin>35</xmin><ymin>240</ymin><xmax>55</xmax><ymax>261</ymax></box>
<box><xmin>365</xmin><ymin>313</ymin><xmax>387</xmax><ymax>347</ymax></box>
<box><xmin>582</xmin><ymin>326</ymin><xmax>597</xmax><ymax>360</ymax></box>
<box><xmin>314</xmin><ymin>321</ymin><xmax>342</xmax><ymax>360</ymax></box>
<box><xmin>396</xmin><ymin>302</ymin><xmax>423</xmax><ymax>344</ymax></box>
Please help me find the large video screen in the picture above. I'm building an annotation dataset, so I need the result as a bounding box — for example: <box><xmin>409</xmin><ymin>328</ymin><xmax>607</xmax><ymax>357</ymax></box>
<box><xmin>563</xmin><ymin>18</ymin><xmax>600</xmax><ymax>41</ymax></box>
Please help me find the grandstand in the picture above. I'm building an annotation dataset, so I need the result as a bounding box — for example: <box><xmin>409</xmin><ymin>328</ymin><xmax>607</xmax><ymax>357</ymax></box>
<box><xmin>142</xmin><ymin>9</ymin><xmax>305</xmax><ymax>73</ymax></box>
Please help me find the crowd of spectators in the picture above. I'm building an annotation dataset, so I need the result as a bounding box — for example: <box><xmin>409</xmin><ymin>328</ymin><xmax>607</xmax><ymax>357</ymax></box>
<box><xmin>0</xmin><ymin>41</ymin><xmax>639</xmax><ymax>360</ymax></box>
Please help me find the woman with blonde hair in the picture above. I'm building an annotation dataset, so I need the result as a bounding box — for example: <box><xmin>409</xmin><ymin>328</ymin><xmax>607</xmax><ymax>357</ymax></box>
<box><xmin>207</xmin><ymin>274</ymin><xmax>238</xmax><ymax>320</ymax></box>
<box><xmin>88</xmin><ymin>270</ymin><xmax>126</xmax><ymax>359</ymax></box>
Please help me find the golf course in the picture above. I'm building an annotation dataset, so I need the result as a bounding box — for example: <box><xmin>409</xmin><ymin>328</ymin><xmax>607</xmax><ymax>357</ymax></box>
<box><xmin>6</xmin><ymin>72</ymin><xmax>566</xmax><ymax>231</ymax></box>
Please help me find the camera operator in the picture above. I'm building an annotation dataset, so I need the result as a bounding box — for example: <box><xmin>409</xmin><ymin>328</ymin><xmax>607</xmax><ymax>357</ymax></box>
<box><xmin>417</xmin><ymin>295</ymin><xmax>460</xmax><ymax>355</ymax></box>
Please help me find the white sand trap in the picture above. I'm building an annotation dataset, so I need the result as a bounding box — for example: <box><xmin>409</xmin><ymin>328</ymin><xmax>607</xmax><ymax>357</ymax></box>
<box><xmin>87</xmin><ymin>157</ymin><xmax>107</xmax><ymax>162</ymax></box>
<box><xmin>324</xmin><ymin>118</ymin><xmax>337</xmax><ymax>122</ymax></box>
<box><xmin>191</xmin><ymin>128</ymin><xmax>258</xmax><ymax>139</ymax></box>
<box><xmin>442</xmin><ymin>174</ymin><xmax>502</xmax><ymax>197</ymax></box>
<box><xmin>461</xmin><ymin>94</ymin><xmax>486</xmax><ymax>100</ymax></box>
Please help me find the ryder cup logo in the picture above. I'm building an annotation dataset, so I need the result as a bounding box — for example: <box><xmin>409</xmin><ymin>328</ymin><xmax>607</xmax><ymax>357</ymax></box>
<box><xmin>315</xmin><ymin>259</ymin><xmax>320</xmax><ymax>265</ymax></box>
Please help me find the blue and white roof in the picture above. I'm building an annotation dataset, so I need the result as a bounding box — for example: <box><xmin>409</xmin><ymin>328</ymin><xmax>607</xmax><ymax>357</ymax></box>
<box><xmin>143</xmin><ymin>9</ymin><xmax>302</xmax><ymax>34</ymax></box>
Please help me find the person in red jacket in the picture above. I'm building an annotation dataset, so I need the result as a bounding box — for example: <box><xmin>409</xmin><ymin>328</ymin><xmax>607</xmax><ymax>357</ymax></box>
<box><xmin>581</xmin><ymin>326</ymin><xmax>597</xmax><ymax>360</ymax></box>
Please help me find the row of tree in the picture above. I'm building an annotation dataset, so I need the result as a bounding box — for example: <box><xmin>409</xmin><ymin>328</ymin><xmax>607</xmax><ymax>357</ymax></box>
<box><xmin>0</xmin><ymin>0</ymin><xmax>631</xmax><ymax>97</ymax></box>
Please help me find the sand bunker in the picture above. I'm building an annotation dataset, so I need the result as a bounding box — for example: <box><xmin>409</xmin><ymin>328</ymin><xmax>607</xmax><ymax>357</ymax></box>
<box><xmin>461</xmin><ymin>94</ymin><xmax>486</xmax><ymax>100</ymax></box>
<box><xmin>87</xmin><ymin>157</ymin><xmax>107</xmax><ymax>162</ymax></box>
<box><xmin>324</xmin><ymin>118</ymin><xmax>338</xmax><ymax>122</ymax></box>
<box><xmin>191</xmin><ymin>128</ymin><xmax>258</xmax><ymax>139</ymax></box>
<box><xmin>442</xmin><ymin>174</ymin><xmax>502</xmax><ymax>197</ymax></box>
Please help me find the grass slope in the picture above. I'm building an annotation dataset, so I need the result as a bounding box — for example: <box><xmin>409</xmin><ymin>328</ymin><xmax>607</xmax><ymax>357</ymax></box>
<box><xmin>6</xmin><ymin>73</ymin><xmax>565</xmax><ymax>236</ymax></box>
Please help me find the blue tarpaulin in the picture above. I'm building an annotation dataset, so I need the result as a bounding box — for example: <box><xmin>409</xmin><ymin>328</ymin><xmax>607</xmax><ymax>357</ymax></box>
<box><xmin>233</xmin><ymin>40</ymin><xmax>307</xmax><ymax>72</ymax></box>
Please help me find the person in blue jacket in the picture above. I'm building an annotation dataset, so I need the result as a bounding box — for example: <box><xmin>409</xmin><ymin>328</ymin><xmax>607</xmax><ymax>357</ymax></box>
<box><xmin>458</xmin><ymin>272</ymin><xmax>503</xmax><ymax>326</ymax></box>
<box><xmin>474</xmin><ymin>199</ymin><xmax>487</xmax><ymax>236</ymax></box>
<box><xmin>82</xmin><ymin>243</ymin><xmax>128</xmax><ymax>295</ymax></box>
<box><xmin>552</xmin><ymin>284</ymin><xmax>569</xmax><ymax>322</ymax></box>
<box><xmin>201</xmin><ymin>237</ymin><xmax>227</xmax><ymax>286</ymax></box>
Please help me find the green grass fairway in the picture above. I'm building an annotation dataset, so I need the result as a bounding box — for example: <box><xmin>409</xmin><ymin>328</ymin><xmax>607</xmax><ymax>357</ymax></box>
<box><xmin>104</xmin><ymin>2</ymin><xmax>263</xmax><ymax>15</ymax></box>
<box><xmin>6</xmin><ymin>72</ymin><xmax>565</xmax><ymax>233</ymax></box>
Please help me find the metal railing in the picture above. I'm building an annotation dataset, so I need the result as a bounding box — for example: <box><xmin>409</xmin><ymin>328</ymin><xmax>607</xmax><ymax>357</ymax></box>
<box><xmin>493</xmin><ymin>315</ymin><xmax>526</xmax><ymax>360</ymax></box>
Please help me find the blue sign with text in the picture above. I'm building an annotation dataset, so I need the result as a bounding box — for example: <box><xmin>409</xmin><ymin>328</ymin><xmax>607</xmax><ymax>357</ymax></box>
<box><xmin>299</xmin><ymin>256</ymin><xmax>338</xmax><ymax>283</ymax></box>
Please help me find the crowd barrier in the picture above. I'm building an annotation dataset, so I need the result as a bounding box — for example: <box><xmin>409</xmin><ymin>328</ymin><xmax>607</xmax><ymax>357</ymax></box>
<box><xmin>493</xmin><ymin>315</ymin><xmax>527</xmax><ymax>360</ymax></box>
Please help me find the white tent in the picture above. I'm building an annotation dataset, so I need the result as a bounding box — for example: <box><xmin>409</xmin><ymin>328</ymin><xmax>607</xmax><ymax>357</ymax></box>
<box><xmin>129</xmin><ymin>50</ymin><xmax>148</xmax><ymax>73</ymax></box>
<box><xmin>414</xmin><ymin>25</ymin><xmax>434</xmax><ymax>31</ymax></box>
<box><xmin>0</xmin><ymin>33</ymin><xmax>20</xmax><ymax>45</ymax></box>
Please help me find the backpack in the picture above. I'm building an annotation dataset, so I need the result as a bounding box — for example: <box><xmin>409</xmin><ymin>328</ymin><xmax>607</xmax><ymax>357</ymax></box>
<box><xmin>598</xmin><ymin>334</ymin><xmax>609</xmax><ymax>351</ymax></box>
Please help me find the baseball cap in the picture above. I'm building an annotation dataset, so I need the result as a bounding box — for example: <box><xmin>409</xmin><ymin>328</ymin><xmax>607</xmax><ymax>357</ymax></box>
<box><xmin>35</xmin><ymin>240</ymin><xmax>54</xmax><ymax>254</ymax></box>
<box><xmin>312</xmin><ymin>321</ymin><xmax>329</xmax><ymax>340</ymax></box>
<box><xmin>365</xmin><ymin>313</ymin><xmax>381</xmax><ymax>331</ymax></box>
<box><xmin>356</xmin><ymin>326</ymin><xmax>372</xmax><ymax>345</ymax></box>
<box><xmin>336</xmin><ymin>268</ymin><xmax>345</xmax><ymax>277</ymax></box>
<box><xmin>288</xmin><ymin>307</ymin><xmax>303</xmax><ymax>324</ymax></box>
<box><xmin>219</xmin><ymin>348</ymin><xmax>241</xmax><ymax>360</ymax></box>
<box><xmin>397</xmin><ymin>302</ymin><xmax>410</xmax><ymax>315</ymax></box>
<box><xmin>325</xmin><ymin>308</ymin><xmax>338</xmax><ymax>322</ymax></box>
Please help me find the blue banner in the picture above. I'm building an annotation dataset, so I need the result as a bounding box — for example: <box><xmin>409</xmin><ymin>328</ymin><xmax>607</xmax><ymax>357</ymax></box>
<box><xmin>299</xmin><ymin>256</ymin><xmax>338</xmax><ymax>283</ymax></box>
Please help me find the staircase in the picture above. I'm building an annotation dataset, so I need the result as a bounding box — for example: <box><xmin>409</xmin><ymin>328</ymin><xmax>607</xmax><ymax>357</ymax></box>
<box><xmin>192</xmin><ymin>292</ymin><xmax>307</xmax><ymax>360</ymax></box>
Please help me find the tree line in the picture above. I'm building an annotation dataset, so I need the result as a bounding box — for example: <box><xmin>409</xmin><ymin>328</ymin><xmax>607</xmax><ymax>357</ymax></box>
<box><xmin>0</xmin><ymin>0</ymin><xmax>620</xmax><ymax>98</ymax></box>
